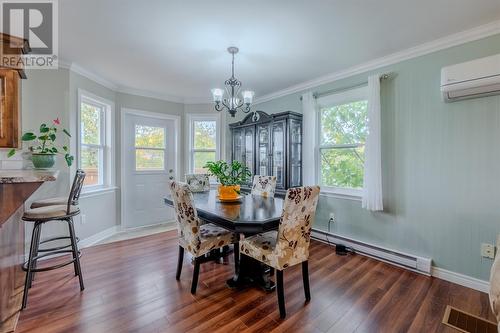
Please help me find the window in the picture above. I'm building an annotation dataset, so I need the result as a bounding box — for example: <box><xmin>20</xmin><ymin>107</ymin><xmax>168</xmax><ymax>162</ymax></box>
<box><xmin>78</xmin><ymin>90</ymin><xmax>113</xmax><ymax>189</ymax></box>
<box><xmin>317</xmin><ymin>86</ymin><xmax>368</xmax><ymax>196</ymax></box>
<box><xmin>188</xmin><ymin>115</ymin><xmax>220</xmax><ymax>174</ymax></box>
<box><xmin>135</xmin><ymin>125</ymin><xmax>166</xmax><ymax>171</ymax></box>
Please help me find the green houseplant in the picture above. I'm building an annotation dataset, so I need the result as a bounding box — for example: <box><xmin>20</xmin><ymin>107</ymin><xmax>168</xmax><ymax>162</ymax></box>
<box><xmin>204</xmin><ymin>160</ymin><xmax>251</xmax><ymax>200</ymax></box>
<box><xmin>8</xmin><ymin>118</ymin><xmax>74</xmax><ymax>169</ymax></box>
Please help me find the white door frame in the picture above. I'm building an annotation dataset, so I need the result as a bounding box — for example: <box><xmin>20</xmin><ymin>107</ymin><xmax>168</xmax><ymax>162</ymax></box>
<box><xmin>120</xmin><ymin>107</ymin><xmax>181</xmax><ymax>229</ymax></box>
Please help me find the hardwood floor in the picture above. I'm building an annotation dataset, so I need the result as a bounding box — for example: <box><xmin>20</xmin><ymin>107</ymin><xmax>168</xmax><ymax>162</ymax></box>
<box><xmin>16</xmin><ymin>230</ymin><xmax>495</xmax><ymax>333</ymax></box>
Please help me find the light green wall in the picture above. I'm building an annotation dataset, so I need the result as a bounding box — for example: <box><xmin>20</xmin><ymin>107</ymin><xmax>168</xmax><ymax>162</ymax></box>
<box><xmin>230</xmin><ymin>34</ymin><xmax>500</xmax><ymax>280</ymax></box>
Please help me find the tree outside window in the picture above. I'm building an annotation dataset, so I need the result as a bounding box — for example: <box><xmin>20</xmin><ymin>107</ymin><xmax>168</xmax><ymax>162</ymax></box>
<box><xmin>319</xmin><ymin>99</ymin><xmax>368</xmax><ymax>190</ymax></box>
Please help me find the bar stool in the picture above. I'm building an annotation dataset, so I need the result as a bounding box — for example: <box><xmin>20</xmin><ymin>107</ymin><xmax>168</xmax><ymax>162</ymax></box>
<box><xmin>21</xmin><ymin>169</ymin><xmax>86</xmax><ymax>309</ymax></box>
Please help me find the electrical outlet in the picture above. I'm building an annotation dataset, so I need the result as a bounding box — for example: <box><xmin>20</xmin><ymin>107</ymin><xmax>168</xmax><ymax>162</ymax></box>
<box><xmin>80</xmin><ymin>214</ymin><xmax>87</xmax><ymax>225</ymax></box>
<box><xmin>481</xmin><ymin>243</ymin><xmax>495</xmax><ymax>259</ymax></box>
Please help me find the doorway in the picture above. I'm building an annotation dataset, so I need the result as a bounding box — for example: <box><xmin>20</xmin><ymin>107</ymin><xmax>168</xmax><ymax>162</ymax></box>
<box><xmin>121</xmin><ymin>108</ymin><xmax>180</xmax><ymax>229</ymax></box>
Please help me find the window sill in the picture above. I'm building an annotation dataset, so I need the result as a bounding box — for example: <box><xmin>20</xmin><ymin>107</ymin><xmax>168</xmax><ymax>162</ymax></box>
<box><xmin>320</xmin><ymin>187</ymin><xmax>362</xmax><ymax>202</ymax></box>
<box><xmin>81</xmin><ymin>186</ymin><xmax>118</xmax><ymax>198</ymax></box>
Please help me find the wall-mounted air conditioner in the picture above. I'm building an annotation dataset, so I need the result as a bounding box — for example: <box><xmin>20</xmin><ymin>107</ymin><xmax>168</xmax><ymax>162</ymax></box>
<box><xmin>441</xmin><ymin>53</ymin><xmax>500</xmax><ymax>102</ymax></box>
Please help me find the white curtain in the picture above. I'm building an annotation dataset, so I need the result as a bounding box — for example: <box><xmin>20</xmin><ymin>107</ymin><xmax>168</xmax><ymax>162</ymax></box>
<box><xmin>302</xmin><ymin>92</ymin><xmax>316</xmax><ymax>186</ymax></box>
<box><xmin>362</xmin><ymin>75</ymin><xmax>383</xmax><ymax>211</ymax></box>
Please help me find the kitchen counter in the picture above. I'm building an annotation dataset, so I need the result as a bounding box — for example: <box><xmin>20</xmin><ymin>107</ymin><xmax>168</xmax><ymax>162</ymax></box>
<box><xmin>0</xmin><ymin>169</ymin><xmax>58</xmax><ymax>332</ymax></box>
<box><xmin>0</xmin><ymin>169</ymin><xmax>59</xmax><ymax>183</ymax></box>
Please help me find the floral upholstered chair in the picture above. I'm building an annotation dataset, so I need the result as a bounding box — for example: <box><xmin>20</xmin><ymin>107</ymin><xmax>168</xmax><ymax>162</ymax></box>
<box><xmin>251</xmin><ymin>175</ymin><xmax>277</xmax><ymax>197</ymax></box>
<box><xmin>170</xmin><ymin>181</ymin><xmax>239</xmax><ymax>294</ymax></box>
<box><xmin>185</xmin><ymin>174</ymin><xmax>210</xmax><ymax>192</ymax></box>
<box><xmin>240</xmin><ymin>186</ymin><xmax>320</xmax><ymax>318</ymax></box>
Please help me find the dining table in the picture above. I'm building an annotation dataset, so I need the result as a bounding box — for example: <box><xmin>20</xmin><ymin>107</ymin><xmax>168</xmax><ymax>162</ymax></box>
<box><xmin>164</xmin><ymin>189</ymin><xmax>284</xmax><ymax>291</ymax></box>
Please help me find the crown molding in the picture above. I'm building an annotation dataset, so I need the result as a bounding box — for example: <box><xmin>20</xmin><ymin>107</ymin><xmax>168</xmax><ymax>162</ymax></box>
<box><xmin>116</xmin><ymin>86</ymin><xmax>185</xmax><ymax>104</ymax></box>
<box><xmin>69</xmin><ymin>62</ymin><xmax>119</xmax><ymax>91</ymax></box>
<box><xmin>254</xmin><ymin>19</ymin><xmax>500</xmax><ymax>105</ymax></box>
<box><xmin>59</xmin><ymin>59</ymin><xmax>209</xmax><ymax>104</ymax></box>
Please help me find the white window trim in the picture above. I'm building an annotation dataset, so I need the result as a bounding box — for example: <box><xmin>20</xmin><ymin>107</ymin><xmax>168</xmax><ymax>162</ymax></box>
<box><xmin>316</xmin><ymin>86</ymin><xmax>368</xmax><ymax>200</ymax></box>
<box><xmin>77</xmin><ymin>89</ymin><xmax>115</xmax><ymax>193</ymax></box>
<box><xmin>186</xmin><ymin>113</ymin><xmax>222</xmax><ymax>176</ymax></box>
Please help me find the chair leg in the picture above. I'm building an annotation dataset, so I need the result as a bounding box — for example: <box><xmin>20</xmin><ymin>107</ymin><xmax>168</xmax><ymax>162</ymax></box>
<box><xmin>191</xmin><ymin>258</ymin><xmax>201</xmax><ymax>294</ymax></box>
<box><xmin>176</xmin><ymin>246</ymin><xmax>184</xmax><ymax>280</ymax></box>
<box><xmin>302</xmin><ymin>261</ymin><xmax>311</xmax><ymax>301</ymax></box>
<box><xmin>233</xmin><ymin>242</ymin><xmax>239</xmax><ymax>274</ymax></box>
<box><xmin>67</xmin><ymin>219</ymin><xmax>79</xmax><ymax>277</ymax></box>
<box><xmin>276</xmin><ymin>270</ymin><xmax>286</xmax><ymax>319</ymax></box>
<box><xmin>23</xmin><ymin>222</ymin><xmax>40</xmax><ymax>309</ymax></box>
<box><xmin>68</xmin><ymin>218</ymin><xmax>85</xmax><ymax>291</ymax></box>
<box><xmin>29</xmin><ymin>224</ymin><xmax>42</xmax><ymax>288</ymax></box>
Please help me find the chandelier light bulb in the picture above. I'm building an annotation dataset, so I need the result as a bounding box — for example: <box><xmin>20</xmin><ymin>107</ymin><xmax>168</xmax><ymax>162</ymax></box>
<box><xmin>242</xmin><ymin>90</ymin><xmax>254</xmax><ymax>104</ymax></box>
<box><xmin>211</xmin><ymin>88</ymin><xmax>223</xmax><ymax>102</ymax></box>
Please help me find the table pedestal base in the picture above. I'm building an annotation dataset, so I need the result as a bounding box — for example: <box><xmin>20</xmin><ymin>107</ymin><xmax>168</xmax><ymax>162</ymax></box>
<box><xmin>227</xmin><ymin>254</ymin><xmax>275</xmax><ymax>292</ymax></box>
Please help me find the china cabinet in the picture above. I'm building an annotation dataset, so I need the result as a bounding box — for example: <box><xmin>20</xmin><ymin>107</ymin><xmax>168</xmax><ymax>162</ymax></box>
<box><xmin>229</xmin><ymin>111</ymin><xmax>302</xmax><ymax>195</ymax></box>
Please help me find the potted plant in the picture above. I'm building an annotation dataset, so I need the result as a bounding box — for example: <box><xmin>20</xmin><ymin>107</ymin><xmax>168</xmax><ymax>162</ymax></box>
<box><xmin>8</xmin><ymin>118</ymin><xmax>74</xmax><ymax>169</ymax></box>
<box><xmin>204</xmin><ymin>160</ymin><xmax>251</xmax><ymax>200</ymax></box>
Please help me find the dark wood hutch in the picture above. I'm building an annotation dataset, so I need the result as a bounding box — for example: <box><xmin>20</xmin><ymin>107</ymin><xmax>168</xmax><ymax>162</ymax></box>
<box><xmin>229</xmin><ymin>111</ymin><xmax>302</xmax><ymax>196</ymax></box>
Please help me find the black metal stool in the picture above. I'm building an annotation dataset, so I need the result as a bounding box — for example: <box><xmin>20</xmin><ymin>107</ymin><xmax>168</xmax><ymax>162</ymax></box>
<box><xmin>21</xmin><ymin>170</ymin><xmax>86</xmax><ymax>309</ymax></box>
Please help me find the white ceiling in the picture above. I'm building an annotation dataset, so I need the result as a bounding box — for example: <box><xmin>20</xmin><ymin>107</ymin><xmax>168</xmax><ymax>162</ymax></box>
<box><xmin>60</xmin><ymin>0</ymin><xmax>500</xmax><ymax>102</ymax></box>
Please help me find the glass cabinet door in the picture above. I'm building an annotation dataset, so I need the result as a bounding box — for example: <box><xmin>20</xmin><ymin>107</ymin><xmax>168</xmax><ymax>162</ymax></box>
<box><xmin>232</xmin><ymin>129</ymin><xmax>244</xmax><ymax>164</ymax></box>
<box><xmin>271</xmin><ymin>120</ymin><xmax>285</xmax><ymax>189</ymax></box>
<box><xmin>289</xmin><ymin>118</ymin><xmax>302</xmax><ymax>187</ymax></box>
<box><xmin>244</xmin><ymin>126</ymin><xmax>255</xmax><ymax>181</ymax></box>
<box><xmin>257</xmin><ymin>124</ymin><xmax>270</xmax><ymax>177</ymax></box>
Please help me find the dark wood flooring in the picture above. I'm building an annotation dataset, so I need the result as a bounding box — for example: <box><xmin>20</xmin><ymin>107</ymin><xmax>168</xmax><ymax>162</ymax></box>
<box><xmin>16</xmin><ymin>230</ymin><xmax>496</xmax><ymax>333</ymax></box>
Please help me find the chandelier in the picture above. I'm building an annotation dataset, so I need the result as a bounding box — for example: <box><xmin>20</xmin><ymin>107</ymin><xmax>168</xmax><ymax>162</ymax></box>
<box><xmin>211</xmin><ymin>47</ymin><xmax>258</xmax><ymax>121</ymax></box>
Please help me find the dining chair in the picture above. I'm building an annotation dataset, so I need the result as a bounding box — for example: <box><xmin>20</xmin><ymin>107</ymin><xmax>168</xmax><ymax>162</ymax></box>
<box><xmin>170</xmin><ymin>181</ymin><xmax>239</xmax><ymax>294</ymax></box>
<box><xmin>251</xmin><ymin>175</ymin><xmax>277</xmax><ymax>197</ymax></box>
<box><xmin>240</xmin><ymin>186</ymin><xmax>320</xmax><ymax>318</ymax></box>
<box><xmin>185</xmin><ymin>173</ymin><xmax>210</xmax><ymax>192</ymax></box>
<box><xmin>21</xmin><ymin>170</ymin><xmax>86</xmax><ymax>309</ymax></box>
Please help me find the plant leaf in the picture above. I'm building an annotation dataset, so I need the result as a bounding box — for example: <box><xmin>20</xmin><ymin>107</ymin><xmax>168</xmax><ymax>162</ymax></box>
<box><xmin>51</xmin><ymin>147</ymin><xmax>58</xmax><ymax>153</ymax></box>
<box><xmin>21</xmin><ymin>132</ymin><xmax>37</xmax><ymax>141</ymax></box>
<box><xmin>40</xmin><ymin>124</ymin><xmax>49</xmax><ymax>133</ymax></box>
<box><xmin>49</xmin><ymin>133</ymin><xmax>56</xmax><ymax>141</ymax></box>
<box><xmin>62</xmin><ymin>145</ymin><xmax>68</xmax><ymax>152</ymax></box>
<box><xmin>7</xmin><ymin>149</ymin><xmax>16</xmax><ymax>158</ymax></box>
<box><xmin>63</xmin><ymin>129</ymin><xmax>71</xmax><ymax>137</ymax></box>
<box><xmin>65</xmin><ymin>154</ymin><xmax>74</xmax><ymax>167</ymax></box>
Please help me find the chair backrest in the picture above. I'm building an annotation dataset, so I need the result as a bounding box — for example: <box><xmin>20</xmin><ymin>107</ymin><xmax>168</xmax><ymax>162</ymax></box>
<box><xmin>251</xmin><ymin>175</ymin><xmax>277</xmax><ymax>197</ymax></box>
<box><xmin>169</xmin><ymin>181</ymin><xmax>202</xmax><ymax>252</ymax></box>
<box><xmin>185</xmin><ymin>174</ymin><xmax>210</xmax><ymax>192</ymax></box>
<box><xmin>274</xmin><ymin>186</ymin><xmax>320</xmax><ymax>270</ymax></box>
<box><xmin>67</xmin><ymin>169</ymin><xmax>86</xmax><ymax>214</ymax></box>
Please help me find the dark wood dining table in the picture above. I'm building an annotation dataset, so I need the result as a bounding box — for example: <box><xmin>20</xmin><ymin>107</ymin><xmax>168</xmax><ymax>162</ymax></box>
<box><xmin>164</xmin><ymin>189</ymin><xmax>284</xmax><ymax>291</ymax></box>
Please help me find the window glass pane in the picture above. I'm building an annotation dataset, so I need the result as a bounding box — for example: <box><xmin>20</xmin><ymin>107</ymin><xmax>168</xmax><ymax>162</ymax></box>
<box><xmin>320</xmin><ymin>147</ymin><xmax>364</xmax><ymax>189</ymax></box>
<box><xmin>81</xmin><ymin>146</ymin><xmax>101</xmax><ymax>186</ymax></box>
<box><xmin>193</xmin><ymin>120</ymin><xmax>216</xmax><ymax>149</ymax></box>
<box><xmin>81</xmin><ymin>102</ymin><xmax>101</xmax><ymax>145</ymax></box>
<box><xmin>193</xmin><ymin>151</ymin><xmax>216</xmax><ymax>174</ymax></box>
<box><xmin>135</xmin><ymin>125</ymin><xmax>165</xmax><ymax>148</ymax></box>
<box><xmin>136</xmin><ymin>149</ymin><xmax>165</xmax><ymax>171</ymax></box>
<box><xmin>320</xmin><ymin>100</ymin><xmax>368</xmax><ymax>145</ymax></box>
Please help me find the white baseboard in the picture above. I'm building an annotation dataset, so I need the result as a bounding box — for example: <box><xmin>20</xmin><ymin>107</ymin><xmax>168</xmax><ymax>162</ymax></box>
<box><xmin>118</xmin><ymin>220</ymin><xmax>176</xmax><ymax>233</ymax></box>
<box><xmin>311</xmin><ymin>228</ymin><xmax>490</xmax><ymax>293</ymax></box>
<box><xmin>79</xmin><ymin>226</ymin><xmax>120</xmax><ymax>248</ymax></box>
<box><xmin>432</xmin><ymin>267</ymin><xmax>490</xmax><ymax>293</ymax></box>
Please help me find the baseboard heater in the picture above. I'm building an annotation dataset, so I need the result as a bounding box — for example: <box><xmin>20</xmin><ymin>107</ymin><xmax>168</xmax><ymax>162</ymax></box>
<box><xmin>311</xmin><ymin>229</ymin><xmax>432</xmax><ymax>275</ymax></box>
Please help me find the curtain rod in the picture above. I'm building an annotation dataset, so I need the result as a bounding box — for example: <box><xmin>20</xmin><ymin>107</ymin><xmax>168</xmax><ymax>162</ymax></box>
<box><xmin>299</xmin><ymin>73</ymin><xmax>391</xmax><ymax>101</ymax></box>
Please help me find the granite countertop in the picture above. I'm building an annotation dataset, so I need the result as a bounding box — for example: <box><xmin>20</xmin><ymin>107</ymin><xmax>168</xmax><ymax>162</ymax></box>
<box><xmin>0</xmin><ymin>169</ymin><xmax>59</xmax><ymax>183</ymax></box>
